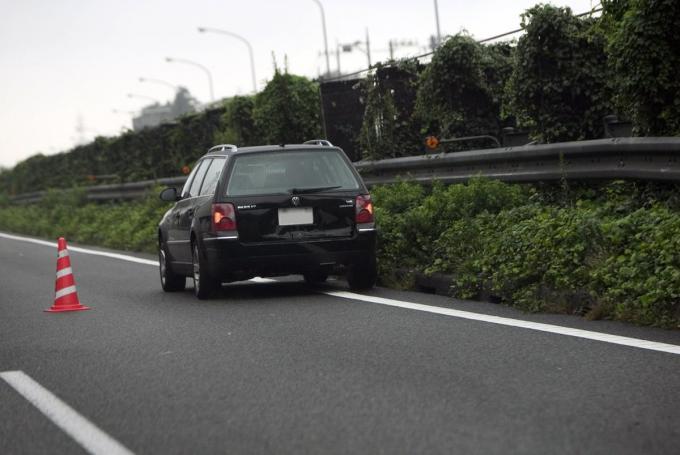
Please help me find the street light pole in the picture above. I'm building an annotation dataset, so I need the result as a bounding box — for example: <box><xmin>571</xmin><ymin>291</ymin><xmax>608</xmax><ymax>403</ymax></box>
<box><xmin>434</xmin><ymin>0</ymin><xmax>442</xmax><ymax>46</ymax></box>
<box><xmin>311</xmin><ymin>0</ymin><xmax>331</xmax><ymax>77</ymax></box>
<box><xmin>197</xmin><ymin>27</ymin><xmax>257</xmax><ymax>93</ymax></box>
<box><xmin>165</xmin><ymin>57</ymin><xmax>215</xmax><ymax>102</ymax></box>
<box><xmin>138</xmin><ymin>77</ymin><xmax>179</xmax><ymax>94</ymax></box>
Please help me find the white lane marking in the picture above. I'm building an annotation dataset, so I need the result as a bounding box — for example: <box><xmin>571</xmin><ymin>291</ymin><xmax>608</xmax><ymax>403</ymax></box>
<box><xmin>0</xmin><ymin>232</ymin><xmax>157</xmax><ymax>266</ymax></box>
<box><xmin>0</xmin><ymin>232</ymin><xmax>57</xmax><ymax>248</ymax></box>
<box><xmin>323</xmin><ymin>291</ymin><xmax>680</xmax><ymax>356</ymax></box>
<box><xmin>3</xmin><ymin>231</ymin><xmax>679</xmax><ymax>355</ymax></box>
<box><xmin>0</xmin><ymin>370</ymin><xmax>134</xmax><ymax>455</ymax></box>
<box><xmin>66</xmin><ymin>246</ymin><xmax>157</xmax><ymax>266</ymax></box>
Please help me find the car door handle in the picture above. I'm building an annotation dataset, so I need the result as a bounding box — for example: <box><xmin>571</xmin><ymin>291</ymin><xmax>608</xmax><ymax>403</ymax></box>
<box><xmin>187</xmin><ymin>208</ymin><xmax>194</xmax><ymax>218</ymax></box>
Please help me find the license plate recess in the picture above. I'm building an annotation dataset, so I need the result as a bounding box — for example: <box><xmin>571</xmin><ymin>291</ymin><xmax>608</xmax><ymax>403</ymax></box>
<box><xmin>278</xmin><ymin>207</ymin><xmax>313</xmax><ymax>226</ymax></box>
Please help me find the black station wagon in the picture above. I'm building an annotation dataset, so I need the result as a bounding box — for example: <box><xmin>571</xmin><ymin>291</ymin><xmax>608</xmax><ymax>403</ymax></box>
<box><xmin>158</xmin><ymin>141</ymin><xmax>377</xmax><ymax>299</ymax></box>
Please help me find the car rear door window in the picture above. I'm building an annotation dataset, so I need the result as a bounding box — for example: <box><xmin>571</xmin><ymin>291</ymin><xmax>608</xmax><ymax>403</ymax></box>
<box><xmin>187</xmin><ymin>159</ymin><xmax>210</xmax><ymax>197</ymax></box>
<box><xmin>226</xmin><ymin>150</ymin><xmax>359</xmax><ymax>196</ymax></box>
<box><xmin>180</xmin><ymin>160</ymin><xmax>206</xmax><ymax>198</ymax></box>
<box><xmin>199</xmin><ymin>157</ymin><xmax>225</xmax><ymax>196</ymax></box>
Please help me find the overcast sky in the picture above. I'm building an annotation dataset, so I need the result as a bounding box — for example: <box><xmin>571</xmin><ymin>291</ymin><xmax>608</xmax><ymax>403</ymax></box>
<box><xmin>0</xmin><ymin>0</ymin><xmax>596</xmax><ymax>169</ymax></box>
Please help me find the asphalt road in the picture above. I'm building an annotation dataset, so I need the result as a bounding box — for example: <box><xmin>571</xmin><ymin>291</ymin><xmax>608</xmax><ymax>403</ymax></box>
<box><xmin>1</xmin><ymin>233</ymin><xmax>679</xmax><ymax>454</ymax></box>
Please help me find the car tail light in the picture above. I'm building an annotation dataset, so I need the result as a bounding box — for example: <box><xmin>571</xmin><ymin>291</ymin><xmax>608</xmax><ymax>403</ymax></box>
<box><xmin>212</xmin><ymin>203</ymin><xmax>237</xmax><ymax>231</ymax></box>
<box><xmin>355</xmin><ymin>194</ymin><xmax>374</xmax><ymax>224</ymax></box>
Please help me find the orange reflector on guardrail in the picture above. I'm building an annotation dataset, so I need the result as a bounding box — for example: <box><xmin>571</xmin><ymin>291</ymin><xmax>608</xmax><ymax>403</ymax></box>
<box><xmin>425</xmin><ymin>135</ymin><xmax>440</xmax><ymax>150</ymax></box>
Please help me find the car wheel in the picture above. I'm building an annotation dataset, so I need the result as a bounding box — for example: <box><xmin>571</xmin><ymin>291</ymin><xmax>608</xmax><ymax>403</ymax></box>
<box><xmin>159</xmin><ymin>242</ymin><xmax>185</xmax><ymax>292</ymax></box>
<box><xmin>347</xmin><ymin>256</ymin><xmax>377</xmax><ymax>291</ymax></box>
<box><xmin>192</xmin><ymin>241</ymin><xmax>219</xmax><ymax>300</ymax></box>
<box><xmin>303</xmin><ymin>270</ymin><xmax>329</xmax><ymax>284</ymax></box>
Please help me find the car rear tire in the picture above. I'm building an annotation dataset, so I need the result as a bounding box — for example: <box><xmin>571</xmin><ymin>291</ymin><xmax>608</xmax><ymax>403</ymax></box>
<box><xmin>347</xmin><ymin>256</ymin><xmax>377</xmax><ymax>290</ymax></box>
<box><xmin>303</xmin><ymin>270</ymin><xmax>329</xmax><ymax>284</ymax></box>
<box><xmin>159</xmin><ymin>242</ymin><xmax>186</xmax><ymax>292</ymax></box>
<box><xmin>192</xmin><ymin>241</ymin><xmax>220</xmax><ymax>300</ymax></box>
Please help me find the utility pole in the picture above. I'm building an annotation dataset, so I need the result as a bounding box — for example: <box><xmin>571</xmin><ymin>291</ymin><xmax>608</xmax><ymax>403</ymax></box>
<box><xmin>387</xmin><ymin>39</ymin><xmax>419</xmax><ymax>60</ymax></box>
<box><xmin>434</xmin><ymin>0</ymin><xmax>442</xmax><ymax>47</ymax></box>
<box><xmin>365</xmin><ymin>28</ymin><xmax>371</xmax><ymax>67</ymax></box>
<box><xmin>335</xmin><ymin>40</ymin><xmax>341</xmax><ymax>74</ymax></box>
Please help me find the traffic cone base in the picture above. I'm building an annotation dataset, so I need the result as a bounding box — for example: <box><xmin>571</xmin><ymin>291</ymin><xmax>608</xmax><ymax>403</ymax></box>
<box><xmin>45</xmin><ymin>292</ymin><xmax>90</xmax><ymax>312</ymax></box>
<box><xmin>45</xmin><ymin>305</ymin><xmax>91</xmax><ymax>313</ymax></box>
<box><xmin>46</xmin><ymin>237</ymin><xmax>90</xmax><ymax>313</ymax></box>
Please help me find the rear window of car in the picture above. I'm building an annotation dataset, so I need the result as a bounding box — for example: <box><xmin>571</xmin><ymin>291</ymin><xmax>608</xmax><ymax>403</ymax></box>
<box><xmin>225</xmin><ymin>150</ymin><xmax>360</xmax><ymax>196</ymax></box>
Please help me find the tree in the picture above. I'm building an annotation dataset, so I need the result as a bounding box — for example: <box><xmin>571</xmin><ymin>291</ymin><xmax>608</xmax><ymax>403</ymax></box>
<box><xmin>507</xmin><ymin>5</ymin><xmax>611</xmax><ymax>142</ymax></box>
<box><xmin>214</xmin><ymin>96</ymin><xmax>256</xmax><ymax>146</ymax></box>
<box><xmin>252</xmin><ymin>71</ymin><xmax>322</xmax><ymax>144</ymax></box>
<box><xmin>358</xmin><ymin>61</ymin><xmax>424</xmax><ymax>161</ymax></box>
<box><xmin>359</xmin><ymin>67</ymin><xmax>398</xmax><ymax>161</ymax></box>
<box><xmin>602</xmin><ymin>0</ymin><xmax>680</xmax><ymax>135</ymax></box>
<box><xmin>415</xmin><ymin>35</ymin><xmax>501</xmax><ymax>142</ymax></box>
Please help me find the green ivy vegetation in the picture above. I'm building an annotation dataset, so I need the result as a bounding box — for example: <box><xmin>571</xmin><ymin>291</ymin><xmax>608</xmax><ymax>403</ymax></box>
<box><xmin>507</xmin><ymin>4</ymin><xmax>611</xmax><ymax>142</ymax></box>
<box><xmin>359</xmin><ymin>62</ymin><xmax>423</xmax><ymax>160</ymax></box>
<box><xmin>0</xmin><ymin>72</ymin><xmax>322</xmax><ymax>195</ymax></box>
<box><xmin>1</xmin><ymin>179</ymin><xmax>677</xmax><ymax>328</ymax></box>
<box><xmin>0</xmin><ymin>108</ymin><xmax>224</xmax><ymax>195</ymax></box>
<box><xmin>0</xmin><ymin>189</ymin><xmax>171</xmax><ymax>254</ymax></box>
<box><xmin>2</xmin><ymin>3</ymin><xmax>678</xmax><ymax>188</ymax></box>
<box><xmin>358</xmin><ymin>2</ymin><xmax>679</xmax><ymax>158</ymax></box>
<box><xmin>252</xmin><ymin>70</ymin><xmax>322</xmax><ymax>144</ymax></box>
<box><xmin>359</xmin><ymin>67</ymin><xmax>399</xmax><ymax>160</ymax></box>
<box><xmin>214</xmin><ymin>95</ymin><xmax>257</xmax><ymax>146</ymax></box>
<box><xmin>373</xmin><ymin>179</ymin><xmax>680</xmax><ymax>328</ymax></box>
<box><xmin>601</xmin><ymin>0</ymin><xmax>680</xmax><ymax>136</ymax></box>
<box><xmin>415</xmin><ymin>35</ymin><xmax>504</xmax><ymax>143</ymax></box>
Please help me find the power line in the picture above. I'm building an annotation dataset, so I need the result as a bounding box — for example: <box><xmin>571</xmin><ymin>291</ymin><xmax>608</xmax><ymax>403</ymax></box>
<box><xmin>321</xmin><ymin>7</ymin><xmax>603</xmax><ymax>83</ymax></box>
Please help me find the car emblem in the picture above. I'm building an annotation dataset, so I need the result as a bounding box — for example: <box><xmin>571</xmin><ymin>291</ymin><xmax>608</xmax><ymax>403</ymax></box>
<box><xmin>291</xmin><ymin>196</ymin><xmax>300</xmax><ymax>207</ymax></box>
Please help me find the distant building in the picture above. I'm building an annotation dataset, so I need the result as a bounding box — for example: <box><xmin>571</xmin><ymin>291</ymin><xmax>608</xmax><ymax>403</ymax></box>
<box><xmin>132</xmin><ymin>104</ymin><xmax>174</xmax><ymax>131</ymax></box>
<box><xmin>131</xmin><ymin>87</ymin><xmax>199</xmax><ymax>131</ymax></box>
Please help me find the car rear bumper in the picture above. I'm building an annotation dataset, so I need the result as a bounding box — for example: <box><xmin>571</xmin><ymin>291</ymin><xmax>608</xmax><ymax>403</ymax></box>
<box><xmin>201</xmin><ymin>231</ymin><xmax>376</xmax><ymax>279</ymax></box>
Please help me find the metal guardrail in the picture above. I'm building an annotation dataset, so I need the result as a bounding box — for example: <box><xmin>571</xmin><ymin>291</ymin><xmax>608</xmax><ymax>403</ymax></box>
<box><xmin>7</xmin><ymin>138</ymin><xmax>680</xmax><ymax>204</ymax></box>
<box><xmin>9</xmin><ymin>176</ymin><xmax>188</xmax><ymax>204</ymax></box>
<box><xmin>355</xmin><ymin>137</ymin><xmax>680</xmax><ymax>186</ymax></box>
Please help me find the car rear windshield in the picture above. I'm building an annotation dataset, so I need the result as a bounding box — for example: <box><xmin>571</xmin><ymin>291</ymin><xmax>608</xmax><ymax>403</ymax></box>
<box><xmin>225</xmin><ymin>149</ymin><xmax>360</xmax><ymax>196</ymax></box>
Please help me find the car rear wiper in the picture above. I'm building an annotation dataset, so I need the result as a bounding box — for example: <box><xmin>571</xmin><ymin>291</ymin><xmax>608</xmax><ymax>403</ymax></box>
<box><xmin>288</xmin><ymin>186</ymin><xmax>341</xmax><ymax>194</ymax></box>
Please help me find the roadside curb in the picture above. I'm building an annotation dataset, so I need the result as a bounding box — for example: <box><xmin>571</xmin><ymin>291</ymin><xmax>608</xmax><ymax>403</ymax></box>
<box><xmin>414</xmin><ymin>271</ymin><xmax>455</xmax><ymax>296</ymax></box>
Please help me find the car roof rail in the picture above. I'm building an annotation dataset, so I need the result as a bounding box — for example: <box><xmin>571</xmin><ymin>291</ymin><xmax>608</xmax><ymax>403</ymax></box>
<box><xmin>303</xmin><ymin>139</ymin><xmax>333</xmax><ymax>147</ymax></box>
<box><xmin>208</xmin><ymin>144</ymin><xmax>238</xmax><ymax>154</ymax></box>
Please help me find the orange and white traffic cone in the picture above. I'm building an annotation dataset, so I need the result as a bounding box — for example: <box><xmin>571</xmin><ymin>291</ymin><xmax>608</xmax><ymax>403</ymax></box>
<box><xmin>45</xmin><ymin>237</ymin><xmax>90</xmax><ymax>313</ymax></box>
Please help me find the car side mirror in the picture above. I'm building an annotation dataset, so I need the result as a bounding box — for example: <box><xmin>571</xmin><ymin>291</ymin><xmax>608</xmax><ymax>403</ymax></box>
<box><xmin>160</xmin><ymin>187</ymin><xmax>179</xmax><ymax>202</ymax></box>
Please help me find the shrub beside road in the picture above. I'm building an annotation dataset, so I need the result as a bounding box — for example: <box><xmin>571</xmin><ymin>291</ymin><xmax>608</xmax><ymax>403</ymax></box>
<box><xmin>373</xmin><ymin>179</ymin><xmax>680</xmax><ymax>328</ymax></box>
<box><xmin>1</xmin><ymin>179</ymin><xmax>678</xmax><ymax>328</ymax></box>
<box><xmin>0</xmin><ymin>189</ymin><xmax>168</xmax><ymax>254</ymax></box>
